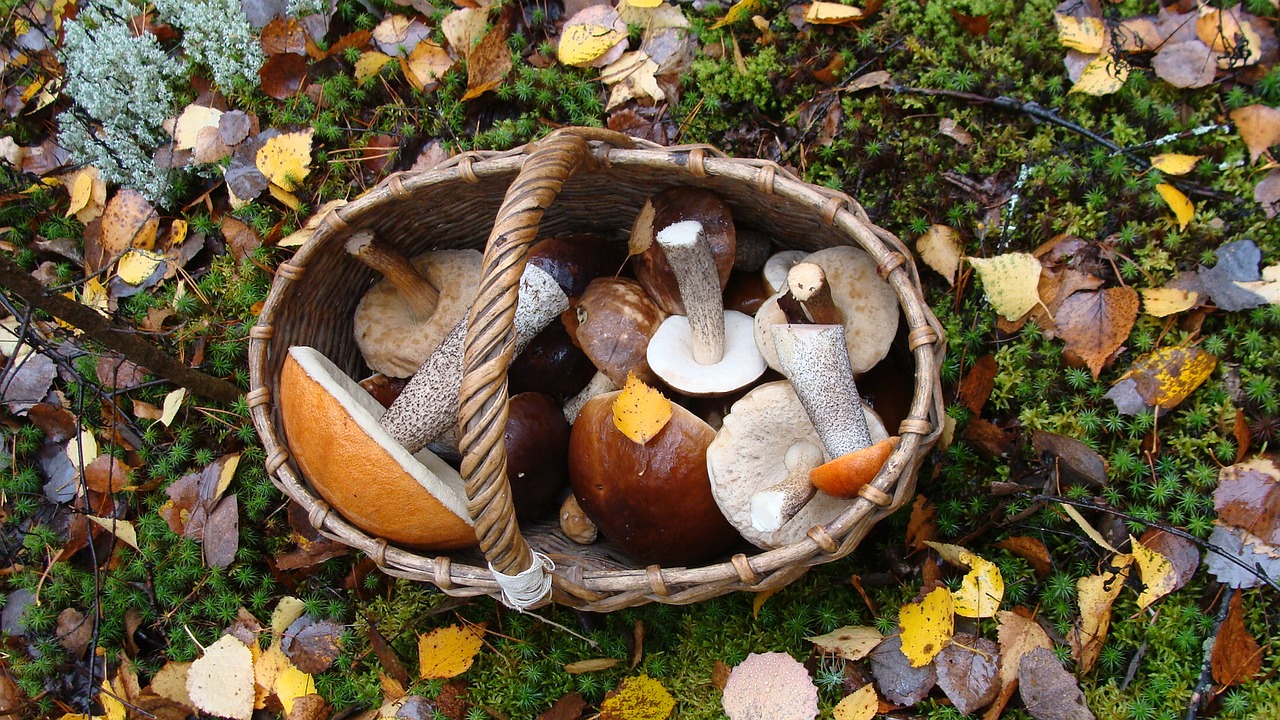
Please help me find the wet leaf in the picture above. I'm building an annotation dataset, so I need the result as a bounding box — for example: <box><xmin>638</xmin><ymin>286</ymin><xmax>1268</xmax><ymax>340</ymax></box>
<box><xmin>1156</xmin><ymin>183</ymin><xmax>1194</xmax><ymax>230</ymax></box>
<box><xmin>1019</xmin><ymin>647</ymin><xmax>1095</xmax><ymax>720</ymax></box>
<box><xmin>917</xmin><ymin>224</ymin><xmax>962</xmax><ymax>285</ymax></box>
<box><xmin>612</xmin><ymin>373</ymin><xmax>672</xmax><ymax>444</ymax></box>
<box><xmin>1231</xmin><ymin>104</ymin><xmax>1280</xmax><ymax>163</ymax></box>
<box><xmin>261</xmin><ymin>17</ymin><xmax>307</xmax><ymax>55</ymax></box>
<box><xmin>869</xmin><ymin>634</ymin><xmax>936</xmax><ymax>707</ymax></box>
<box><xmin>806</xmin><ymin>626</ymin><xmax>883</xmax><ymax>661</ymax></box>
<box><xmin>1149</xmin><ymin>153</ymin><xmax>1202</xmax><ymax>175</ymax></box>
<box><xmin>1070</xmin><ymin>54</ymin><xmax>1128</xmax><ymax>96</ymax></box>
<box><xmin>1129</xmin><ymin>534</ymin><xmax>1177</xmax><ymax>610</ymax></box>
<box><xmin>115</xmin><ymin>249</ymin><xmax>167</xmax><ymax>286</ymax></box>
<box><xmin>256</xmin><ymin>129</ymin><xmax>313</xmax><ymax>192</ymax></box>
<box><xmin>1070</xmin><ymin>554</ymin><xmax>1132</xmax><ymax>674</ymax></box>
<box><xmin>925</xmin><ymin>542</ymin><xmax>1004</xmax><ymax>618</ymax></box>
<box><xmin>602</xmin><ymin>674</ymin><xmax>675</xmax><ymax>720</ymax></box>
<box><xmin>968</xmin><ymin>253</ymin><xmax>1044</xmax><ymax>321</ymax></box>
<box><xmin>935</xmin><ymin>634</ymin><xmax>1000</xmax><ymax>715</ymax></box>
<box><xmin>832</xmin><ymin>684</ymin><xmax>877</xmax><ymax>720</ymax></box>
<box><xmin>188</xmin><ymin>635</ymin><xmax>255</xmax><ymax>720</ymax></box>
<box><xmin>417</xmin><ymin>624</ymin><xmax>486</xmax><ymax>679</ymax></box>
<box><xmin>1140</xmin><ymin>286</ymin><xmax>1199</xmax><ymax>316</ymax></box>
<box><xmin>1055</xmin><ymin>287</ymin><xmax>1139</xmax><ymax>379</ymax></box>
<box><xmin>900</xmin><ymin>587</ymin><xmax>954</xmax><ymax>666</ymax></box>
<box><xmin>463</xmin><ymin>22</ymin><xmax>513</xmax><ymax>100</ymax></box>
<box><xmin>1211</xmin><ymin>591</ymin><xmax>1262</xmax><ymax>687</ymax></box>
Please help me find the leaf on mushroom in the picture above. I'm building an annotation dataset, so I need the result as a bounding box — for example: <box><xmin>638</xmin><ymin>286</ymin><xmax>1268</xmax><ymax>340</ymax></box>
<box><xmin>925</xmin><ymin>542</ymin><xmax>1004</xmax><ymax>618</ymax></box>
<box><xmin>899</xmin><ymin>587</ymin><xmax>954</xmax><ymax>667</ymax></box>
<box><xmin>612</xmin><ymin>373</ymin><xmax>673</xmax><ymax>444</ymax></box>
<box><xmin>417</xmin><ymin>624</ymin><xmax>486</xmax><ymax>680</ymax></box>
<box><xmin>1069</xmin><ymin>553</ymin><xmax>1132</xmax><ymax>674</ymax></box>
<box><xmin>967</xmin><ymin>253</ymin><xmax>1043</xmax><ymax>321</ymax></box>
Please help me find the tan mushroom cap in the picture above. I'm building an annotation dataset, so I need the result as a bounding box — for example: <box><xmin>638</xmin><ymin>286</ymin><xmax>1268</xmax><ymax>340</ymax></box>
<box><xmin>280</xmin><ymin>346</ymin><xmax>475</xmax><ymax>550</ymax></box>
<box><xmin>754</xmin><ymin>245</ymin><xmax>899</xmax><ymax>375</ymax></box>
<box><xmin>706</xmin><ymin>380</ymin><xmax>887</xmax><ymax>549</ymax></box>
<box><xmin>353</xmin><ymin>248</ymin><xmax>481</xmax><ymax>377</ymax></box>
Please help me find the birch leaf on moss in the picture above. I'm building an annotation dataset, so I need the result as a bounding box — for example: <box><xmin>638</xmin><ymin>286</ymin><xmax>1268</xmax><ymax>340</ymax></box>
<box><xmin>1156</xmin><ymin>183</ymin><xmax>1194</xmax><ymax>229</ymax></box>
<box><xmin>1070</xmin><ymin>54</ymin><xmax>1129</xmax><ymax>96</ymax></box>
<box><xmin>712</xmin><ymin>0</ymin><xmax>765</xmax><ymax>28</ymax></box>
<box><xmin>1150</xmin><ymin>153</ymin><xmax>1202</xmax><ymax>175</ymax></box>
<box><xmin>967</xmin><ymin>253</ymin><xmax>1043</xmax><ymax>321</ymax></box>
<box><xmin>899</xmin><ymin>587</ymin><xmax>954</xmax><ymax>667</ymax></box>
<box><xmin>1130</xmin><ymin>534</ymin><xmax>1178</xmax><ymax>609</ymax></box>
<box><xmin>1140</xmin><ymin>286</ymin><xmax>1199</xmax><ymax>316</ymax></box>
<box><xmin>1054</xmin><ymin>13</ymin><xmax>1105</xmax><ymax>53</ymax></box>
<box><xmin>256</xmin><ymin>130</ymin><xmax>313</xmax><ymax>192</ymax></box>
<box><xmin>925</xmin><ymin>542</ymin><xmax>1004</xmax><ymax>618</ymax></box>
<box><xmin>418</xmin><ymin>624</ymin><xmax>486</xmax><ymax>679</ymax></box>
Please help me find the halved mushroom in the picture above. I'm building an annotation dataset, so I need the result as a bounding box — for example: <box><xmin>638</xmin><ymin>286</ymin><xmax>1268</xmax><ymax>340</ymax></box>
<box><xmin>631</xmin><ymin>189</ymin><xmax>736</xmax><ymax>315</ymax></box>
<box><xmin>755</xmin><ymin>245</ymin><xmax>899</xmax><ymax>375</ymax></box>
<box><xmin>645</xmin><ymin>221</ymin><xmax>766</xmax><ymax>396</ymax></box>
<box><xmin>347</xmin><ymin>230</ymin><xmax>481</xmax><ymax>377</ymax></box>
<box><xmin>761</xmin><ymin>249</ymin><xmax>808</xmax><ymax>295</ymax></box>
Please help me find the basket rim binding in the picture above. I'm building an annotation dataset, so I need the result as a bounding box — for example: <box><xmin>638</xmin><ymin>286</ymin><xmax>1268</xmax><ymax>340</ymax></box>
<box><xmin>247</xmin><ymin>128</ymin><xmax>946</xmax><ymax>611</ymax></box>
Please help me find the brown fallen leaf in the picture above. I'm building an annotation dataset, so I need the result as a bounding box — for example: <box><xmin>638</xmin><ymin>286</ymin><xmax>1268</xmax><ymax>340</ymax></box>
<box><xmin>1055</xmin><ymin>287</ymin><xmax>1139</xmax><ymax>379</ymax></box>
<box><xmin>958</xmin><ymin>354</ymin><xmax>998</xmax><ymax>416</ymax></box>
<box><xmin>986</xmin><ymin>610</ymin><xmax>1054</xmax><ymax>720</ymax></box>
<box><xmin>282</xmin><ymin>617</ymin><xmax>344</xmax><ymax>674</ymax></box>
<box><xmin>462</xmin><ymin>19</ymin><xmax>512</xmax><ymax>100</ymax></box>
<box><xmin>1019</xmin><ymin>647</ymin><xmax>1095</xmax><ymax>720</ymax></box>
<box><xmin>1230</xmin><ymin>104</ymin><xmax>1280</xmax><ymax>163</ymax></box>
<box><xmin>222</xmin><ymin>216</ymin><xmax>263</xmax><ymax>263</ymax></box>
<box><xmin>906</xmin><ymin>495</ymin><xmax>938</xmax><ymax>554</ymax></box>
<box><xmin>1070</xmin><ymin>554</ymin><xmax>1132</xmax><ymax>674</ymax></box>
<box><xmin>203</xmin><ymin>495</ymin><xmax>240</xmax><ymax>570</ymax></box>
<box><xmin>935</xmin><ymin>634</ymin><xmax>1000</xmax><ymax>715</ymax></box>
<box><xmin>84</xmin><ymin>455</ymin><xmax>131</xmax><ymax>493</ymax></box>
<box><xmin>261</xmin><ymin>17</ymin><xmax>307</xmax><ymax>56</ymax></box>
<box><xmin>1211</xmin><ymin>591</ymin><xmax>1262</xmax><ymax>687</ymax></box>
<box><xmin>1254</xmin><ymin>168</ymin><xmax>1280</xmax><ymax>219</ymax></box>
<box><xmin>994</xmin><ymin>536</ymin><xmax>1052</xmax><ymax>577</ymax></box>
<box><xmin>1152</xmin><ymin>41</ymin><xmax>1217</xmax><ymax>89</ymax></box>
<box><xmin>1032</xmin><ymin>431</ymin><xmax>1108</xmax><ymax>488</ymax></box>
<box><xmin>711</xmin><ymin>660</ymin><xmax>732</xmax><ymax>691</ymax></box>
<box><xmin>101</xmin><ymin>188</ymin><xmax>160</xmax><ymax>257</ymax></box>
<box><xmin>55</xmin><ymin>607</ymin><xmax>93</xmax><ymax>657</ymax></box>
<box><xmin>869</xmin><ymin>635</ymin><xmax>937</xmax><ymax>706</ymax></box>
<box><xmin>402</xmin><ymin>41</ymin><xmax>454</xmax><ymax>93</ymax></box>
<box><xmin>539</xmin><ymin>692</ymin><xmax>587</xmax><ymax>720</ymax></box>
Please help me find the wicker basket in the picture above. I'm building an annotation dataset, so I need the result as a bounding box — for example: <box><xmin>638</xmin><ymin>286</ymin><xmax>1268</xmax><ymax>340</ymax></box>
<box><xmin>247</xmin><ymin>128</ymin><xmax>945</xmax><ymax>612</ymax></box>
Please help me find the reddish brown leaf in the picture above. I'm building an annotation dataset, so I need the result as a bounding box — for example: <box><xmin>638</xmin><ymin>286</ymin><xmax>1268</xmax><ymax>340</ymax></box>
<box><xmin>538</xmin><ymin>692</ymin><xmax>587</xmax><ymax>720</ymax></box>
<box><xmin>261</xmin><ymin>17</ymin><xmax>307</xmax><ymax>55</ymax></box>
<box><xmin>1032</xmin><ymin>430</ymin><xmax>1108</xmax><ymax>487</ymax></box>
<box><xmin>951</xmin><ymin>10</ymin><xmax>990</xmax><ymax>35</ymax></box>
<box><xmin>55</xmin><ymin>607</ymin><xmax>93</xmax><ymax>657</ymax></box>
<box><xmin>202</xmin><ymin>495</ymin><xmax>239</xmax><ymax>569</ymax></box>
<box><xmin>222</xmin><ymin>216</ymin><xmax>262</xmax><ymax>263</ymax></box>
<box><xmin>935</xmin><ymin>634</ymin><xmax>999</xmax><ymax>715</ymax></box>
<box><xmin>283</xmin><ymin>617</ymin><xmax>344</xmax><ymax>673</ymax></box>
<box><xmin>1214</xmin><ymin>457</ymin><xmax>1280</xmax><ymax>545</ymax></box>
<box><xmin>961</xmin><ymin>418</ymin><xmax>1018</xmax><ymax>459</ymax></box>
<box><xmin>994</xmin><ymin>536</ymin><xmax>1052</xmax><ymax>576</ymax></box>
<box><xmin>365</xmin><ymin>620</ymin><xmax>410</xmax><ymax>688</ymax></box>
<box><xmin>260</xmin><ymin>53</ymin><xmax>309</xmax><ymax>99</ymax></box>
<box><xmin>286</xmin><ymin>694</ymin><xmax>330</xmax><ymax>720</ymax></box>
<box><xmin>95</xmin><ymin>353</ymin><xmax>149</xmax><ymax>390</ymax></box>
<box><xmin>1055</xmin><ymin>287</ymin><xmax>1139</xmax><ymax>379</ymax></box>
<box><xmin>27</xmin><ymin>402</ymin><xmax>76</xmax><ymax>443</ymax></box>
<box><xmin>1234</xmin><ymin>409</ymin><xmax>1251</xmax><ymax>463</ymax></box>
<box><xmin>1138</xmin><ymin>529</ymin><xmax>1198</xmax><ymax>592</ymax></box>
<box><xmin>462</xmin><ymin>19</ymin><xmax>512</xmax><ymax>100</ymax></box>
<box><xmin>906</xmin><ymin>495</ymin><xmax>938</xmax><ymax>554</ymax></box>
<box><xmin>159</xmin><ymin>472</ymin><xmax>199</xmax><ymax>536</ymax></box>
<box><xmin>958</xmin><ymin>354</ymin><xmax>998</xmax><ymax>415</ymax></box>
<box><xmin>711</xmin><ymin>660</ymin><xmax>731</xmax><ymax>691</ymax></box>
<box><xmin>1211</xmin><ymin>591</ymin><xmax>1262</xmax><ymax>687</ymax></box>
<box><xmin>84</xmin><ymin>455</ymin><xmax>131</xmax><ymax>493</ymax></box>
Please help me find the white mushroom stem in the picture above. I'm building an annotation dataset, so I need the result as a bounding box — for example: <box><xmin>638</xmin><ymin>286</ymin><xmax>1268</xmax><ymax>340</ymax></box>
<box><xmin>749</xmin><ymin>441</ymin><xmax>824</xmax><ymax>532</ymax></box>
<box><xmin>562</xmin><ymin>371</ymin><xmax>618</xmax><ymax>424</ymax></box>
<box><xmin>786</xmin><ymin>262</ymin><xmax>840</xmax><ymax>325</ymax></box>
<box><xmin>346</xmin><ymin>230</ymin><xmax>440</xmax><ymax>320</ymax></box>
<box><xmin>770</xmin><ymin>324</ymin><xmax>872</xmax><ymax>457</ymax></box>
<box><xmin>656</xmin><ymin>220</ymin><xmax>724</xmax><ymax>365</ymax></box>
<box><xmin>380</xmin><ymin>264</ymin><xmax>570</xmax><ymax>453</ymax></box>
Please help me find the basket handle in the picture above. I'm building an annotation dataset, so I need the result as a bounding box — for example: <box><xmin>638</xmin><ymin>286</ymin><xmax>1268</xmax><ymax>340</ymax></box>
<box><xmin>457</xmin><ymin>128</ymin><xmax>635</xmax><ymax>602</ymax></box>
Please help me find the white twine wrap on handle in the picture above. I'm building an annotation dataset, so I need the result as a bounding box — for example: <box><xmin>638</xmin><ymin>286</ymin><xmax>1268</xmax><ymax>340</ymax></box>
<box><xmin>489</xmin><ymin>551</ymin><xmax>555</xmax><ymax>610</ymax></box>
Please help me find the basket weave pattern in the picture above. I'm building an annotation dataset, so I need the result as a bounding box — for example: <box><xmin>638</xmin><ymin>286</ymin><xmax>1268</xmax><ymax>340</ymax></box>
<box><xmin>248</xmin><ymin>128</ymin><xmax>945</xmax><ymax>612</ymax></box>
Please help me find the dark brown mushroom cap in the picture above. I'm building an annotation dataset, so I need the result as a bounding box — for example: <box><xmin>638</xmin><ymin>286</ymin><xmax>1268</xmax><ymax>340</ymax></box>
<box><xmin>527</xmin><ymin>234</ymin><xmax>626</xmax><ymax>297</ymax></box>
<box><xmin>505</xmin><ymin>392</ymin><xmax>571</xmax><ymax>521</ymax></box>
<box><xmin>631</xmin><ymin>189</ymin><xmax>736</xmax><ymax>315</ymax></box>
<box><xmin>574</xmin><ymin>277</ymin><xmax>667</xmax><ymax>387</ymax></box>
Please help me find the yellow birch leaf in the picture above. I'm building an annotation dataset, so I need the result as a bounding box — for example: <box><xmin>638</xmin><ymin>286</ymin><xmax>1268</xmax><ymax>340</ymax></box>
<box><xmin>1156</xmin><ymin>183</ymin><xmax>1194</xmax><ymax>230</ymax></box>
<box><xmin>1059</xmin><ymin>502</ymin><xmax>1120</xmax><ymax>554</ymax></box>
<box><xmin>115</xmin><ymin>249</ymin><xmax>167</xmax><ymax>285</ymax></box>
<box><xmin>1150</xmin><ymin>153</ymin><xmax>1203</xmax><ymax>176</ymax></box>
<box><xmin>1130</xmin><ymin>534</ymin><xmax>1178</xmax><ymax>610</ymax></box>
<box><xmin>160</xmin><ymin>388</ymin><xmax>186</xmax><ymax>427</ymax></box>
<box><xmin>1140</xmin><ymin>287</ymin><xmax>1199</xmax><ymax>317</ymax></box>
<box><xmin>925</xmin><ymin>542</ymin><xmax>1004</xmax><ymax>618</ymax></box>
<box><xmin>100</xmin><ymin>680</ymin><xmax>126</xmax><ymax>720</ymax></box>
<box><xmin>916</xmin><ymin>224</ymin><xmax>962</xmax><ymax>285</ymax></box>
<box><xmin>807</xmin><ymin>626</ymin><xmax>883</xmax><ymax>661</ymax></box>
<box><xmin>86</xmin><ymin>516</ymin><xmax>138</xmax><ymax>549</ymax></box>
<box><xmin>1070</xmin><ymin>554</ymin><xmax>1132</xmax><ymax>673</ymax></box>
<box><xmin>64</xmin><ymin>168</ymin><xmax>94</xmax><ymax>218</ymax></box>
<box><xmin>254</xmin><ymin>643</ymin><xmax>291</xmax><ymax>709</ymax></box>
<box><xmin>188</xmin><ymin>635</ymin><xmax>255</xmax><ymax>720</ymax></box>
<box><xmin>558</xmin><ymin>24</ymin><xmax>627</xmax><ymax>67</ymax></box>
<box><xmin>66</xmin><ymin>428</ymin><xmax>98</xmax><ymax>468</ymax></box>
<box><xmin>967</xmin><ymin>253</ymin><xmax>1044</xmax><ymax>321</ymax></box>
<box><xmin>82</xmin><ymin>276</ymin><xmax>110</xmax><ymax>317</ymax></box>
<box><xmin>271</xmin><ymin>597</ymin><xmax>307</xmax><ymax>639</ymax></box>
<box><xmin>354</xmin><ymin>51</ymin><xmax>394</xmax><ymax>83</ymax></box>
<box><xmin>612</xmin><ymin>373</ymin><xmax>672</xmax><ymax>444</ymax></box>
<box><xmin>402</xmin><ymin>41</ymin><xmax>454</xmax><ymax>93</ymax></box>
<box><xmin>598</xmin><ymin>674</ymin><xmax>675</xmax><ymax>720</ymax></box>
<box><xmin>173</xmin><ymin>105</ymin><xmax>224</xmax><ymax>151</ymax></box>
<box><xmin>804</xmin><ymin>2</ymin><xmax>863</xmax><ymax>25</ymax></box>
<box><xmin>268</xmin><ymin>183</ymin><xmax>302</xmax><ymax>210</ymax></box>
<box><xmin>1054</xmin><ymin>13</ymin><xmax>1105</xmax><ymax>53</ymax></box>
<box><xmin>1119</xmin><ymin>345</ymin><xmax>1217</xmax><ymax>410</ymax></box>
<box><xmin>1070</xmin><ymin>54</ymin><xmax>1129</xmax><ymax>96</ymax></box>
<box><xmin>833</xmin><ymin>683</ymin><xmax>878</xmax><ymax>720</ymax></box>
<box><xmin>256</xmin><ymin>130</ymin><xmax>313</xmax><ymax>192</ymax></box>
<box><xmin>274</xmin><ymin>663</ymin><xmax>316</xmax><ymax>715</ymax></box>
<box><xmin>712</xmin><ymin>0</ymin><xmax>765</xmax><ymax>28</ymax></box>
<box><xmin>417</xmin><ymin>623</ymin><xmax>486</xmax><ymax>679</ymax></box>
<box><xmin>168</xmin><ymin>218</ymin><xmax>188</xmax><ymax>248</ymax></box>
<box><xmin>626</xmin><ymin>0</ymin><xmax>664</xmax><ymax>7</ymax></box>
<box><xmin>564</xmin><ymin>658</ymin><xmax>623</xmax><ymax>674</ymax></box>
<box><xmin>899</xmin><ymin>587</ymin><xmax>954</xmax><ymax>667</ymax></box>
<box><xmin>752</xmin><ymin>587</ymin><xmax>779</xmax><ymax>619</ymax></box>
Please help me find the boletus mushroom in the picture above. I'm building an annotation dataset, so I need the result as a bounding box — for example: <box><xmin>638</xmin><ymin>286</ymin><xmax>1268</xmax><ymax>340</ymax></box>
<box><xmin>645</xmin><ymin>221</ymin><xmax>766</xmax><ymax>396</ymax></box>
<box><xmin>631</xmin><ymin>188</ymin><xmax>736</xmax><ymax>315</ymax></box>
<box><xmin>279</xmin><ymin>347</ymin><xmax>475</xmax><ymax>549</ymax></box>
<box><xmin>347</xmin><ymin>230</ymin><xmax>481</xmax><ymax>378</ymax></box>
<box><xmin>505</xmin><ymin>392</ymin><xmax>571</xmax><ymax>521</ymax></box>
<box><xmin>568</xmin><ymin>377</ymin><xmax>739</xmax><ymax>565</ymax></box>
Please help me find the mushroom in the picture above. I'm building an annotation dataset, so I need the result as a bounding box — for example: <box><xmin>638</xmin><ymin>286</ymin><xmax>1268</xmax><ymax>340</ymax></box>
<box><xmin>568</xmin><ymin>383</ymin><xmax>739</xmax><ymax>565</ymax></box>
<box><xmin>559</xmin><ymin>494</ymin><xmax>598</xmax><ymax>544</ymax></box>
<box><xmin>505</xmin><ymin>392</ymin><xmax>571</xmax><ymax>521</ymax></box>
<box><xmin>347</xmin><ymin>230</ymin><xmax>481</xmax><ymax>377</ymax></box>
<box><xmin>527</xmin><ymin>234</ymin><xmax>627</xmax><ymax>297</ymax></box>
<box><xmin>571</xmin><ymin>276</ymin><xmax>666</xmax><ymax>407</ymax></box>
<box><xmin>722</xmin><ymin>652</ymin><xmax>820</xmax><ymax>720</ymax></box>
<box><xmin>644</xmin><ymin>221</ymin><xmax>766</xmax><ymax>396</ymax></box>
<box><xmin>706</xmin><ymin>380</ymin><xmax>887</xmax><ymax>548</ymax></box>
<box><xmin>754</xmin><ymin>245</ymin><xmax>900</xmax><ymax>375</ymax></box>
<box><xmin>562</xmin><ymin>371</ymin><xmax>617</xmax><ymax>424</ymax></box>
<box><xmin>279</xmin><ymin>346</ymin><xmax>475</xmax><ymax>549</ymax></box>
<box><xmin>379</xmin><ymin>262</ymin><xmax>570</xmax><ymax>453</ymax></box>
<box><xmin>509</xmin><ymin>319</ymin><xmax>596</xmax><ymax>402</ymax></box>
<box><xmin>761</xmin><ymin>249</ymin><xmax>808</xmax><ymax>295</ymax></box>
<box><xmin>733</xmin><ymin>228</ymin><xmax>772</xmax><ymax>273</ymax></box>
<box><xmin>631</xmin><ymin>189</ymin><xmax>736</xmax><ymax>315</ymax></box>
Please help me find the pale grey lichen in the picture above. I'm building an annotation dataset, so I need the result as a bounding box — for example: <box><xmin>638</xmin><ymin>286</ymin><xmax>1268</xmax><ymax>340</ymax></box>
<box><xmin>155</xmin><ymin>0</ymin><xmax>264</xmax><ymax>92</ymax></box>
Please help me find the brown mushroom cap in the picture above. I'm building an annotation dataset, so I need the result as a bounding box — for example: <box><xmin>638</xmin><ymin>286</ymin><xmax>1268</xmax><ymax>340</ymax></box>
<box><xmin>574</xmin><ymin>277</ymin><xmax>667</xmax><ymax>386</ymax></box>
<box><xmin>527</xmin><ymin>234</ymin><xmax>627</xmax><ymax>298</ymax></box>
<box><xmin>353</xmin><ymin>248</ymin><xmax>481</xmax><ymax>377</ymax></box>
<box><xmin>707</xmin><ymin>381</ymin><xmax>887</xmax><ymax>549</ymax></box>
<box><xmin>279</xmin><ymin>347</ymin><xmax>475</xmax><ymax>549</ymax></box>
<box><xmin>631</xmin><ymin>189</ymin><xmax>736</xmax><ymax>315</ymax></box>
<box><xmin>505</xmin><ymin>392</ymin><xmax>571</xmax><ymax>521</ymax></box>
<box><xmin>568</xmin><ymin>390</ymin><xmax>739</xmax><ymax>565</ymax></box>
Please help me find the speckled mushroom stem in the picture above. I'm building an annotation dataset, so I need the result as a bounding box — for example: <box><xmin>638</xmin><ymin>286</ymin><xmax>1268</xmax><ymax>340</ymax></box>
<box><xmin>750</xmin><ymin>441</ymin><xmax>825</xmax><ymax>532</ymax></box>
<box><xmin>770</xmin><ymin>324</ymin><xmax>872</xmax><ymax>457</ymax></box>
<box><xmin>656</xmin><ymin>220</ymin><xmax>725</xmax><ymax>365</ymax></box>
<box><xmin>786</xmin><ymin>262</ymin><xmax>841</xmax><ymax>325</ymax></box>
<box><xmin>379</xmin><ymin>264</ymin><xmax>569</xmax><ymax>453</ymax></box>
<box><xmin>345</xmin><ymin>230</ymin><xmax>440</xmax><ymax>321</ymax></box>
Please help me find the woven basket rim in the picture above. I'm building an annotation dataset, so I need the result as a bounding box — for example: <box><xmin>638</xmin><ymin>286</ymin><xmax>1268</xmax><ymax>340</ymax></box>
<box><xmin>248</xmin><ymin>131</ymin><xmax>946</xmax><ymax>610</ymax></box>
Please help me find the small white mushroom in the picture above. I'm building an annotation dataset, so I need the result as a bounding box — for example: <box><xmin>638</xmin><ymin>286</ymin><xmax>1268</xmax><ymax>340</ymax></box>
<box><xmin>749</xmin><ymin>441</ymin><xmax>824</xmax><ymax>533</ymax></box>
<box><xmin>379</xmin><ymin>263</ymin><xmax>570</xmax><ymax>453</ymax></box>
<box><xmin>645</xmin><ymin>221</ymin><xmax>765</xmax><ymax>396</ymax></box>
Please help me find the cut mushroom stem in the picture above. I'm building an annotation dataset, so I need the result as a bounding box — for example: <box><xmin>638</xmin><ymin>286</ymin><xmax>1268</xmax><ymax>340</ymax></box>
<box><xmin>770</xmin><ymin>324</ymin><xmax>872</xmax><ymax>457</ymax></box>
<box><xmin>346</xmin><ymin>230</ymin><xmax>440</xmax><ymax>321</ymax></box>
<box><xmin>656</xmin><ymin>220</ymin><xmax>725</xmax><ymax>365</ymax></box>
<box><xmin>749</xmin><ymin>441</ymin><xmax>825</xmax><ymax>532</ymax></box>
<box><xmin>563</xmin><ymin>371</ymin><xmax>618</xmax><ymax>424</ymax></box>
<box><xmin>787</xmin><ymin>262</ymin><xmax>841</xmax><ymax>325</ymax></box>
<box><xmin>380</xmin><ymin>264</ymin><xmax>570</xmax><ymax>453</ymax></box>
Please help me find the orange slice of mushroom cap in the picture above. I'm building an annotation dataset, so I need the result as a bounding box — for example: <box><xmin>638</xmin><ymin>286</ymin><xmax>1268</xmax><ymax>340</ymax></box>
<box><xmin>809</xmin><ymin>436</ymin><xmax>900</xmax><ymax>498</ymax></box>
